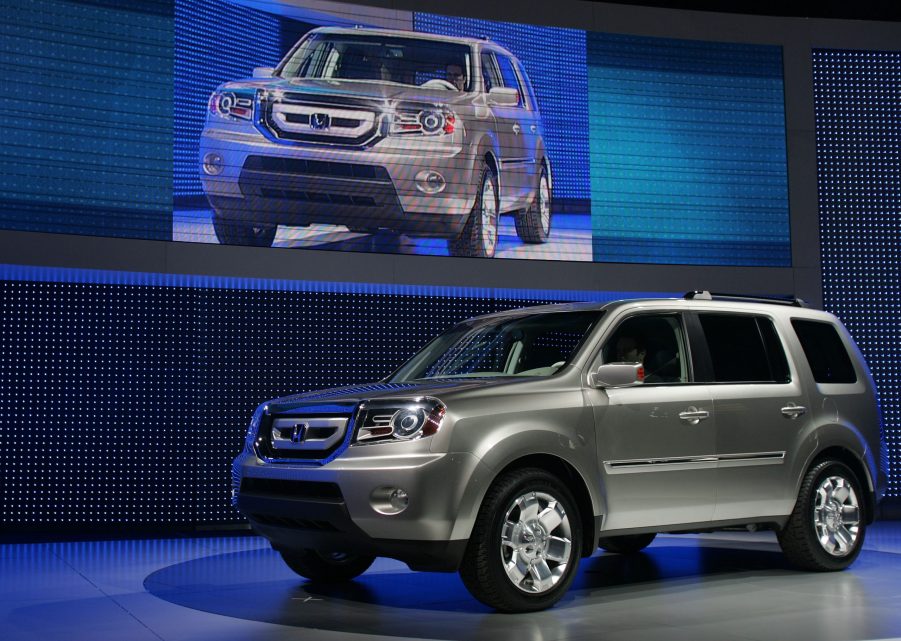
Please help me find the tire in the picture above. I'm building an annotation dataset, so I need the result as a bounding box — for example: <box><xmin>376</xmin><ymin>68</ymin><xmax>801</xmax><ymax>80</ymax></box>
<box><xmin>449</xmin><ymin>164</ymin><xmax>499</xmax><ymax>258</ymax></box>
<box><xmin>459</xmin><ymin>468</ymin><xmax>583</xmax><ymax>612</ymax></box>
<box><xmin>597</xmin><ymin>533</ymin><xmax>656</xmax><ymax>554</ymax></box>
<box><xmin>279</xmin><ymin>549</ymin><xmax>375</xmax><ymax>583</ymax></box>
<box><xmin>514</xmin><ymin>165</ymin><xmax>551</xmax><ymax>244</ymax></box>
<box><xmin>777</xmin><ymin>460</ymin><xmax>867</xmax><ymax>571</ymax></box>
<box><xmin>212</xmin><ymin>212</ymin><xmax>277</xmax><ymax>247</ymax></box>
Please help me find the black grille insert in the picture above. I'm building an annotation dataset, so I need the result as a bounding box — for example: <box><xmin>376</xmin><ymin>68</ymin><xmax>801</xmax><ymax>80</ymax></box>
<box><xmin>240</xmin><ymin>478</ymin><xmax>343</xmax><ymax>503</ymax></box>
<box><xmin>243</xmin><ymin>156</ymin><xmax>391</xmax><ymax>181</ymax></box>
<box><xmin>251</xmin><ymin>513</ymin><xmax>340</xmax><ymax>531</ymax></box>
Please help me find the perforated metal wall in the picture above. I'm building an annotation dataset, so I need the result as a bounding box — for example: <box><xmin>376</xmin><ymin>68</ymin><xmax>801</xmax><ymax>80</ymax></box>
<box><xmin>813</xmin><ymin>48</ymin><xmax>900</xmax><ymax>497</ymax></box>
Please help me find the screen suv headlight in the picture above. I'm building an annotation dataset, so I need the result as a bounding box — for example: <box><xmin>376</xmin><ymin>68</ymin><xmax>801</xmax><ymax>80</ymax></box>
<box><xmin>354</xmin><ymin>397</ymin><xmax>446</xmax><ymax>444</ymax></box>
<box><xmin>208</xmin><ymin>90</ymin><xmax>254</xmax><ymax>121</ymax></box>
<box><xmin>390</xmin><ymin>108</ymin><xmax>456</xmax><ymax>136</ymax></box>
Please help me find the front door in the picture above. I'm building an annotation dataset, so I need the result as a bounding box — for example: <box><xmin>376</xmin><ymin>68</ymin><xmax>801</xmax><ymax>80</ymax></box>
<box><xmin>587</xmin><ymin>312</ymin><xmax>717</xmax><ymax>530</ymax></box>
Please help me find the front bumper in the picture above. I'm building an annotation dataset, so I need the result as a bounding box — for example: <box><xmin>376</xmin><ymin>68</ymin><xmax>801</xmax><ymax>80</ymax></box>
<box><xmin>200</xmin><ymin>127</ymin><xmax>477</xmax><ymax>238</ymax></box>
<box><xmin>233</xmin><ymin>448</ymin><xmax>488</xmax><ymax>571</ymax></box>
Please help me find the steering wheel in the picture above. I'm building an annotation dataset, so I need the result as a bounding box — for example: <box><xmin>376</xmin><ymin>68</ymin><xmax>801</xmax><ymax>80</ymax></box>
<box><xmin>421</xmin><ymin>78</ymin><xmax>458</xmax><ymax>90</ymax></box>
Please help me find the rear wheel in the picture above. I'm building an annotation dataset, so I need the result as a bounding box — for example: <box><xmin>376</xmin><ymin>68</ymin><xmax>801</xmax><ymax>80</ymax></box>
<box><xmin>460</xmin><ymin>468</ymin><xmax>582</xmax><ymax>612</ymax></box>
<box><xmin>212</xmin><ymin>212</ymin><xmax>277</xmax><ymax>247</ymax></box>
<box><xmin>279</xmin><ymin>549</ymin><xmax>375</xmax><ymax>583</ymax></box>
<box><xmin>777</xmin><ymin>460</ymin><xmax>866</xmax><ymax>571</ymax></box>
<box><xmin>597</xmin><ymin>532</ymin><xmax>656</xmax><ymax>554</ymax></box>
<box><xmin>514</xmin><ymin>165</ymin><xmax>551</xmax><ymax>244</ymax></box>
<box><xmin>449</xmin><ymin>164</ymin><xmax>499</xmax><ymax>258</ymax></box>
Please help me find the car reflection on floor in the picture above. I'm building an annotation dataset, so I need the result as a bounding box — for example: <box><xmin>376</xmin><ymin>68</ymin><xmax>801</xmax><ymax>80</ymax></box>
<box><xmin>172</xmin><ymin>207</ymin><xmax>593</xmax><ymax>261</ymax></box>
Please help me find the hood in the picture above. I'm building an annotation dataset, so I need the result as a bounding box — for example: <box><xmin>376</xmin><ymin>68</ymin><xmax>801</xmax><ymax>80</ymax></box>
<box><xmin>222</xmin><ymin>76</ymin><xmax>474</xmax><ymax>107</ymax></box>
<box><xmin>266</xmin><ymin>377</ymin><xmax>529</xmax><ymax>413</ymax></box>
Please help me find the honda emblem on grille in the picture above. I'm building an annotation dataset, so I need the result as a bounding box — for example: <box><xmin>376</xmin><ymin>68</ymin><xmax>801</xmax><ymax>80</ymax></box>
<box><xmin>310</xmin><ymin>113</ymin><xmax>330</xmax><ymax>131</ymax></box>
<box><xmin>291</xmin><ymin>423</ymin><xmax>308</xmax><ymax>444</ymax></box>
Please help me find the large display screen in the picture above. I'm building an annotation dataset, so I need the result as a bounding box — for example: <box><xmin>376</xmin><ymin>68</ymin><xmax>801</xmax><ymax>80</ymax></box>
<box><xmin>2</xmin><ymin>0</ymin><xmax>791</xmax><ymax>266</ymax></box>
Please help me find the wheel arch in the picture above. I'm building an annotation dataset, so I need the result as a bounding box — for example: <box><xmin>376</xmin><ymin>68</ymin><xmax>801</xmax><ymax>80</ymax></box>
<box><xmin>808</xmin><ymin>445</ymin><xmax>877</xmax><ymax>525</ymax></box>
<box><xmin>490</xmin><ymin>453</ymin><xmax>599</xmax><ymax>558</ymax></box>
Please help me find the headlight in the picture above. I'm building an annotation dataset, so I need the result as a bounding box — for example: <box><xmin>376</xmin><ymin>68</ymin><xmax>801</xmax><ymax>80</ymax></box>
<box><xmin>390</xmin><ymin>108</ymin><xmax>456</xmax><ymax>136</ymax></box>
<box><xmin>244</xmin><ymin>403</ymin><xmax>267</xmax><ymax>453</ymax></box>
<box><xmin>208</xmin><ymin>90</ymin><xmax>254</xmax><ymax>121</ymax></box>
<box><xmin>354</xmin><ymin>397</ymin><xmax>446</xmax><ymax>444</ymax></box>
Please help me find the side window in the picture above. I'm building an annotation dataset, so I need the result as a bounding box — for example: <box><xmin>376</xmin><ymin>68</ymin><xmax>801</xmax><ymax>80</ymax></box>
<box><xmin>791</xmin><ymin>319</ymin><xmax>857</xmax><ymax>384</ymax></box>
<box><xmin>494</xmin><ymin>55</ymin><xmax>524</xmax><ymax>107</ymax></box>
<box><xmin>698</xmin><ymin>314</ymin><xmax>789</xmax><ymax>383</ymax></box>
<box><xmin>480</xmin><ymin>52</ymin><xmax>501</xmax><ymax>92</ymax></box>
<box><xmin>601</xmin><ymin>314</ymin><xmax>689</xmax><ymax>383</ymax></box>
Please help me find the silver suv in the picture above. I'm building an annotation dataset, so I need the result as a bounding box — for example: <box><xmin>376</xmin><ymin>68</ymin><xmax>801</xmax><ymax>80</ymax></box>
<box><xmin>200</xmin><ymin>27</ymin><xmax>551</xmax><ymax>257</ymax></box>
<box><xmin>232</xmin><ymin>292</ymin><xmax>887</xmax><ymax>612</ymax></box>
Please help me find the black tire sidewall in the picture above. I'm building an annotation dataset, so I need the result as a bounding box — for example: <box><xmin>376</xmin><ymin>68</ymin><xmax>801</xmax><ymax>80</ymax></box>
<box><xmin>475</xmin><ymin>470</ymin><xmax>583</xmax><ymax>611</ymax></box>
<box><xmin>799</xmin><ymin>461</ymin><xmax>867</xmax><ymax>570</ymax></box>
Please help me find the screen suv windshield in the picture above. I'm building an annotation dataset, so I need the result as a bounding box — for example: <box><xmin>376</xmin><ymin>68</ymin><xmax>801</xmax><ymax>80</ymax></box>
<box><xmin>390</xmin><ymin>310</ymin><xmax>602</xmax><ymax>381</ymax></box>
<box><xmin>279</xmin><ymin>33</ymin><xmax>473</xmax><ymax>91</ymax></box>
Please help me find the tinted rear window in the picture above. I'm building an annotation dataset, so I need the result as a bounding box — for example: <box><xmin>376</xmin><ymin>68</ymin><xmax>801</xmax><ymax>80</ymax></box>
<box><xmin>699</xmin><ymin>314</ymin><xmax>790</xmax><ymax>383</ymax></box>
<box><xmin>791</xmin><ymin>319</ymin><xmax>857</xmax><ymax>383</ymax></box>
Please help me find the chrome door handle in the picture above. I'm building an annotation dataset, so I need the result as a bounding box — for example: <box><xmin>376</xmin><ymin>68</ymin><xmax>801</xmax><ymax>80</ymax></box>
<box><xmin>781</xmin><ymin>404</ymin><xmax>807</xmax><ymax>419</ymax></box>
<box><xmin>512</xmin><ymin>123</ymin><xmax>521</xmax><ymax>134</ymax></box>
<box><xmin>679</xmin><ymin>407</ymin><xmax>710</xmax><ymax>425</ymax></box>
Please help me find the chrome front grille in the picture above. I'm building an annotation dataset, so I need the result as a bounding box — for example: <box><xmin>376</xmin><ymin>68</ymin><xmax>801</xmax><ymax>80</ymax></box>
<box><xmin>270</xmin><ymin>416</ymin><xmax>348</xmax><ymax>452</ymax></box>
<box><xmin>260</xmin><ymin>94</ymin><xmax>382</xmax><ymax>145</ymax></box>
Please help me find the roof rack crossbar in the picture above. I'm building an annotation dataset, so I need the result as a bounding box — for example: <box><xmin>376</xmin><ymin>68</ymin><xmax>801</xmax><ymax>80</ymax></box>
<box><xmin>684</xmin><ymin>290</ymin><xmax>808</xmax><ymax>308</ymax></box>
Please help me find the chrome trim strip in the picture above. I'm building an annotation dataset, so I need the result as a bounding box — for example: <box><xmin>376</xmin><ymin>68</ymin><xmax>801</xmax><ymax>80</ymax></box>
<box><xmin>604</xmin><ymin>451</ymin><xmax>786</xmax><ymax>474</ymax></box>
<box><xmin>499</xmin><ymin>157</ymin><xmax>536</xmax><ymax>166</ymax></box>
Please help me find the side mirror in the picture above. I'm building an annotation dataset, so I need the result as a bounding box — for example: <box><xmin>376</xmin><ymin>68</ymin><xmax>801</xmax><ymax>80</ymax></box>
<box><xmin>488</xmin><ymin>86</ymin><xmax>519</xmax><ymax>107</ymax></box>
<box><xmin>589</xmin><ymin>362</ymin><xmax>645</xmax><ymax>388</ymax></box>
<box><xmin>253</xmin><ymin>66</ymin><xmax>275</xmax><ymax>79</ymax></box>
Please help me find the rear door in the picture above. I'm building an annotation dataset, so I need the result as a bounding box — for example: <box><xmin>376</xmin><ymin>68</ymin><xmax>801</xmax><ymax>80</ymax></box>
<box><xmin>483</xmin><ymin>51</ymin><xmax>532</xmax><ymax>210</ymax></box>
<box><xmin>689</xmin><ymin>312</ymin><xmax>811</xmax><ymax>520</ymax></box>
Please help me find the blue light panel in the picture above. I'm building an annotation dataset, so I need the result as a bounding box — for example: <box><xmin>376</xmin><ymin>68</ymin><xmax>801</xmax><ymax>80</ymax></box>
<box><xmin>0</xmin><ymin>0</ymin><xmax>171</xmax><ymax>239</ymax></box>
<box><xmin>588</xmin><ymin>33</ymin><xmax>790</xmax><ymax>266</ymax></box>
<box><xmin>413</xmin><ymin>12</ymin><xmax>589</xmax><ymax>205</ymax></box>
<box><xmin>0</xmin><ymin>264</ymin><xmax>664</xmax><ymax>525</ymax></box>
<box><xmin>174</xmin><ymin>0</ymin><xmax>280</xmax><ymax>200</ymax></box>
<box><xmin>813</xmin><ymin>49</ymin><xmax>900</xmax><ymax>497</ymax></box>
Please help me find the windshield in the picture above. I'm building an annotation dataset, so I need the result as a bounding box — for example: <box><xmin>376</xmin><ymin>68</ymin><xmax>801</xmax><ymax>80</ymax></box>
<box><xmin>279</xmin><ymin>33</ymin><xmax>473</xmax><ymax>92</ymax></box>
<box><xmin>390</xmin><ymin>310</ymin><xmax>603</xmax><ymax>382</ymax></box>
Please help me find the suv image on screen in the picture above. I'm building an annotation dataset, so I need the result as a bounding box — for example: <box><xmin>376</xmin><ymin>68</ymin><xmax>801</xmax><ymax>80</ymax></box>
<box><xmin>232</xmin><ymin>292</ymin><xmax>887</xmax><ymax>612</ymax></box>
<box><xmin>199</xmin><ymin>26</ymin><xmax>552</xmax><ymax>257</ymax></box>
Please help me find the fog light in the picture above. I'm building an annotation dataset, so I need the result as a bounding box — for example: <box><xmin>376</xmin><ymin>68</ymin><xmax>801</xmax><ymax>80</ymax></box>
<box><xmin>415</xmin><ymin>170</ymin><xmax>446</xmax><ymax>194</ymax></box>
<box><xmin>203</xmin><ymin>152</ymin><xmax>224</xmax><ymax>175</ymax></box>
<box><xmin>370</xmin><ymin>486</ymin><xmax>410</xmax><ymax>515</ymax></box>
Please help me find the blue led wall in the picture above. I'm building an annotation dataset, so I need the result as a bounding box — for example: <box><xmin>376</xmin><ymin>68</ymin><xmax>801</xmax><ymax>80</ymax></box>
<box><xmin>0</xmin><ymin>265</ymin><xmax>654</xmax><ymax>525</ymax></box>
<box><xmin>0</xmin><ymin>0</ymin><xmax>172</xmax><ymax>239</ymax></box>
<box><xmin>813</xmin><ymin>49</ymin><xmax>900</xmax><ymax>497</ymax></box>
<box><xmin>413</xmin><ymin>13</ymin><xmax>590</xmax><ymax>207</ymax></box>
<box><xmin>588</xmin><ymin>33</ymin><xmax>791</xmax><ymax>266</ymax></box>
<box><xmin>174</xmin><ymin>0</ymin><xmax>280</xmax><ymax>201</ymax></box>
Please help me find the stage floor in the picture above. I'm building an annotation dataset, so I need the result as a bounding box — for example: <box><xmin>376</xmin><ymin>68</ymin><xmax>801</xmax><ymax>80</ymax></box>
<box><xmin>3</xmin><ymin>523</ymin><xmax>901</xmax><ymax>641</ymax></box>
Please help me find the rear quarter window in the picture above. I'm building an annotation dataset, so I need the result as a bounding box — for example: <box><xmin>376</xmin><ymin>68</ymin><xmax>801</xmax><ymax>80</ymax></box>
<box><xmin>791</xmin><ymin>319</ymin><xmax>857</xmax><ymax>383</ymax></box>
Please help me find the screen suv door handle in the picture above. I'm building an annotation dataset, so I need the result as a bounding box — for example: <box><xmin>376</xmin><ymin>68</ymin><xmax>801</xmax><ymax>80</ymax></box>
<box><xmin>679</xmin><ymin>407</ymin><xmax>710</xmax><ymax>425</ymax></box>
<box><xmin>781</xmin><ymin>403</ymin><xmax>807</xmax><ymax>419</ymax></box>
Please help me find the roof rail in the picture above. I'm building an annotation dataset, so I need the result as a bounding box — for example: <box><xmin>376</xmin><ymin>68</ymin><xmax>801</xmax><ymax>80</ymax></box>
<box><xmin>684</xmin><ymin>290</ymin><xmax>808</xmax><ymax>308</ymax></box>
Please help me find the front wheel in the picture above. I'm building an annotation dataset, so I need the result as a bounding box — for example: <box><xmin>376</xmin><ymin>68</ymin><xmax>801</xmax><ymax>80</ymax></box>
<box><xmin>279</xmin><ymin>549</ymin><xmax>375</xmax><ymax>583</ymax></box>
<box><xmin>460</xmin><ymin>468</ymin><xmax>582</xmax><ymax>612</ymax></box>
<box><xmin>777</xmin><ymin>460</ymin><xmax>866</xmax><ymax>571</ymax></box>
<box><xmin>212</xmin><ymin>212</ymin><xmax>277</xmax><ymax>247</ymax></box>
<box><xmin>449</xmin><ymin>164</ymin><xmax>499</xmax><ymax>258</ymax></box>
